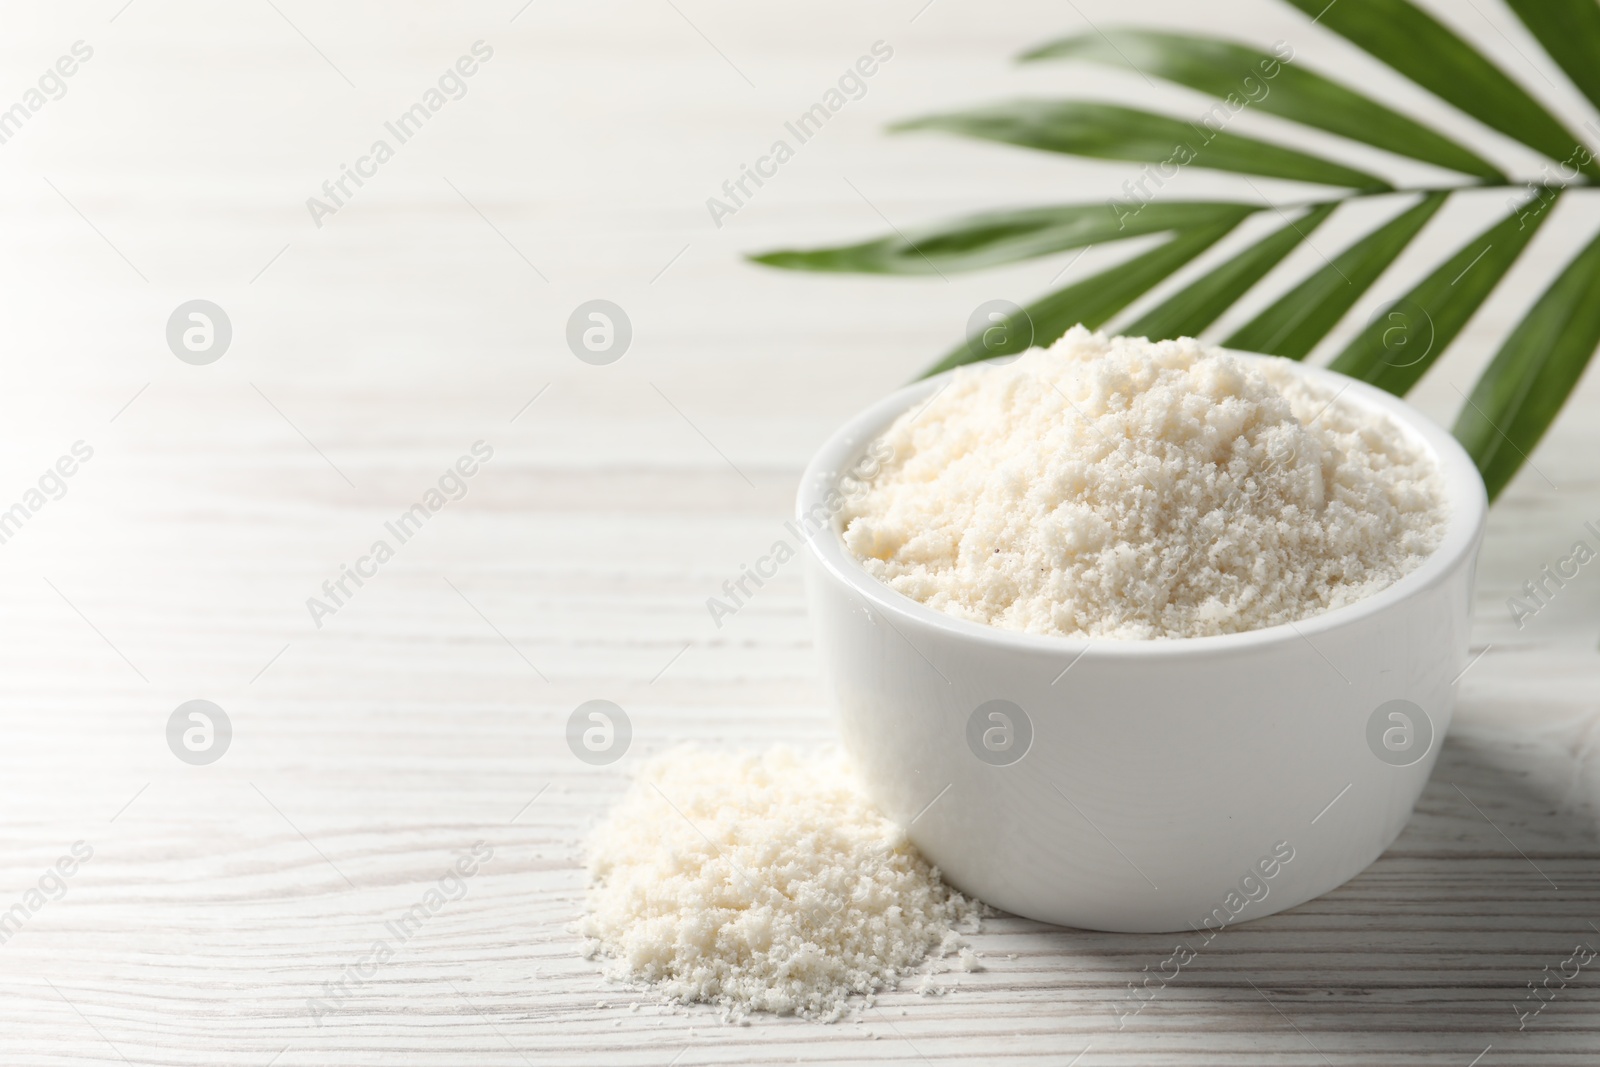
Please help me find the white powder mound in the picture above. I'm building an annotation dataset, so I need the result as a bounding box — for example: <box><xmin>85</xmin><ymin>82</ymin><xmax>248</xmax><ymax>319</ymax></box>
<box><xmin>578</xmin><ymin>746</ymin><xmax>979</xmax><ymax>1022</ymax></box>
<box><xmin>841</xmin><ymin>326</ymin><xmax>1448</xmax><ymax>639</ymax></box>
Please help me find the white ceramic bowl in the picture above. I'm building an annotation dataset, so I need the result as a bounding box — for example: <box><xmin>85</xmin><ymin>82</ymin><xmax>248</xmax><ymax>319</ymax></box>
<box><xmin>799</xmin><ymin>352</ymin><xmax>1486</xmax><ymax>933</ymax></box>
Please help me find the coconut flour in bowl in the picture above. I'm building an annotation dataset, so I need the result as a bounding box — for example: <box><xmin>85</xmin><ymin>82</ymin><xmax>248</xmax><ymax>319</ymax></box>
<box><xmin>840</xmin><ymin>327</ymin><xmax>1449</xmax><ymax>640</ymax></box>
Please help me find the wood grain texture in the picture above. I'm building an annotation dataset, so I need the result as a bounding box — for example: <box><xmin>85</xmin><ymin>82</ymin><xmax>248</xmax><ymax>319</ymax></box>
<box><xmin>1</xmin><ymin>0</ymin><xmax>1599</xmax><ymax>1063</ymax></box>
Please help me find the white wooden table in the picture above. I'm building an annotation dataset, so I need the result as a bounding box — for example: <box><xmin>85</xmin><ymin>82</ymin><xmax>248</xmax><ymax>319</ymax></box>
<box><xmin>2</xmin><ymin>0</ymin><xmax>1598</xmax><ymax>1062</ymax></box>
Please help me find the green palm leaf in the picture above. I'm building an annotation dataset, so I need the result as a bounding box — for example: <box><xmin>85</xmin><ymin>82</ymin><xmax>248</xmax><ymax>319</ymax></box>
<box><xmin>1453</xmin><ymin>227</ymin><xmax>1600</xmax><ymax>499</ymax></box>
<box><xmin>1126</xmin><ymin>203</ymin><xmax>1337</xmax><ymax>340</ymax></box>
<box><xmin>923</xmin><ymin>223</ymin><xmax>1241</xmax><ymax>377</ymax></box>
<box><xmin>1505</xmin><ymin>0</ymin><xmax>1600</xmax><ymax>117</ymax></box>
<box><xmin>1328</xmin><ymin>200</ymin><xmax>1553</xmax><ymax>395</ymax></box>
<box><xmin>751</xmin><ymin>0</ymin><xmax>1600</xmax><ymax>500</ymax></box>
<box><xmin>749</xmin><ymin>200</ymin><xmax>1257</xmax><ymax>275</ymax></box>
<box><xmin>1223</xmin><ymin>193</ymin><xmax>1446</xmax><ymax>359</ymax></box>
<box><xmin>894</xmin><ymin>101</ymin><xmax>1390</xmax><ymax>189</ymax></box>
<box><xmin>1282</xmin><ymin>0</ymin><xmax>1600</xmax><ymax>179</ymax></box>
<box><xmin>1023</xmin><ymin>31</ymin><xmax>1504</xmax><ymax>180</ymax></box>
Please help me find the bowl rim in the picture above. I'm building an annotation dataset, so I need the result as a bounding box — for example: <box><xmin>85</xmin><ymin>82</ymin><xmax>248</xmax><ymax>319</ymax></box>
<box><xmin>797</xmin><ymin>347</ymin><xmax>1488</xmax><ymax>658</ymax></box>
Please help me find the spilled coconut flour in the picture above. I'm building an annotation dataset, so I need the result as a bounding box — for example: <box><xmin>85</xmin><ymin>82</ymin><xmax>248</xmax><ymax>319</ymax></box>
<box><xmin>578</xmin><ymin>747</ymin><xmax>981</xmax><ymax>1022</ymax></box>
<box><xmin>842</xmin><ymin>327</ymin><xmax>1449</xmax><ymax>639</ymax></box>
